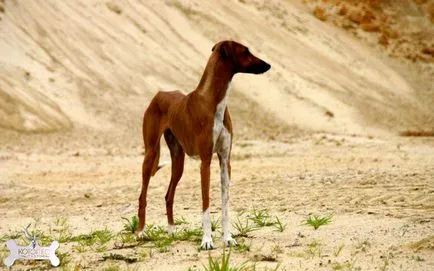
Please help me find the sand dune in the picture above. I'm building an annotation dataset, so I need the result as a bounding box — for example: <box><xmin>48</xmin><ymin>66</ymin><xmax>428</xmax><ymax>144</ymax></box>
<box><xmin>1</xmin><ymin>0</ymin><xmax>432</xmax><ymax>138</ymax></box>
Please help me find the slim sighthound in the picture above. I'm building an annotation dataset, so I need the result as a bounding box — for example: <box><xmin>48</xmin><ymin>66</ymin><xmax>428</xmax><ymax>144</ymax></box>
<box><xmin>138</xmin><ymin>40</ymin><xmax>271</xmax><ymax>250</ymax></box>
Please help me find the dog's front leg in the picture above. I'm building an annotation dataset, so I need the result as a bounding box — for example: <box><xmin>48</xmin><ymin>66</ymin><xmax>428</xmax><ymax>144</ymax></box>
<box><xmin>218</xmin><ymin>145</ymin><xmax>237</xmax><ymax>246</ymax></box>
<box><xmin>221</xmin><ymin>161</ymin><xmax>237</xmax><ymax>246</ymax></box>
<box><xmin>200</xmin><ymin>157</ymin><xmax>213</xmax><ymax>250</ymax></box>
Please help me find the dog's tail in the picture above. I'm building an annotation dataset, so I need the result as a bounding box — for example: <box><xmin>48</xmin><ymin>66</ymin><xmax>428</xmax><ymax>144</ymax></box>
<box><xmin>150</xmin><ymin>144</ymin><xmax>160</xmax><ymax>176</ymax></box>
<box><xmin>150</xmin><ymin>144</ymin><xmax>169</xmax><ymax>176</ymax></box>
<box><xmin>156</xmin><ymin>161</ymin><xmax>170</xmax><ymax>173</ymax></box>
<box><xmin>143</xmin><ymin>93</ymin><xmax>171</xmax><ymax>177</ymax></box>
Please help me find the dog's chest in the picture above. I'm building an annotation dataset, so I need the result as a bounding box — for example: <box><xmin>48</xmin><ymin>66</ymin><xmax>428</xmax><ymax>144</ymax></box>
<box><xmin>212</xmin><ymin>85</ymin><xmax>231</xmax><ymax>153</ymax></box>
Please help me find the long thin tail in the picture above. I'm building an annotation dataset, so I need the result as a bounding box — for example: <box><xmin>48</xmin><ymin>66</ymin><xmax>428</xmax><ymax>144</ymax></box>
<box><xmin>150</xmin><ymin>143</ymin><xmax>161</xmax><ymax>176</ymax></box>
<box><xmin>149</xmin><ymin>144</ymin><xmax>170</xmax><ymax>176</ymax></box>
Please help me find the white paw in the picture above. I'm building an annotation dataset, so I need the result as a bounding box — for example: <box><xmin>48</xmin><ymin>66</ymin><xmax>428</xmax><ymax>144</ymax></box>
<box><xmin>223</xmin><ymin>236</ymin><xmax>237</xmax><ymax>247</ymax></box>
<box><xmin>167</xmin><ymin>224</ymin><xmax>176</xmax><ymax>235</ymax></box>
<box><xmin>201</xmin><ymin>237</ymin><xmax>214</xmax><ymax>250</ymax></box>
<box><xmin>136</xmin><ymin>230</ymin><xmax>146</xmax><ymax>240</ymax></box>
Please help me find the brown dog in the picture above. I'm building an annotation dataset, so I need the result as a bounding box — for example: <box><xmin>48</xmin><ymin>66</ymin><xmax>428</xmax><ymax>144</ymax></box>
<box><xmin>138</xmin><ymin>40</ymin><xmax>271</xmax><ymax>249</ymax></box>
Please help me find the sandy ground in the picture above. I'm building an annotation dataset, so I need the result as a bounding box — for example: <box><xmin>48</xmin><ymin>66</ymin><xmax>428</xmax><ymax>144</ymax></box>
<box><xmin>1</xmin><ymin>135</ymin><xmax>433</xmax><ymax>270</ymax></box>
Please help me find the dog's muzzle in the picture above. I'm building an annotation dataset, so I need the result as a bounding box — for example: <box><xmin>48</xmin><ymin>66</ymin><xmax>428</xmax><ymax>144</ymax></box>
<box><xmin>247</xmin><ymin>61</ymin><xmax>271</xmax><ymax>74</ymax></box>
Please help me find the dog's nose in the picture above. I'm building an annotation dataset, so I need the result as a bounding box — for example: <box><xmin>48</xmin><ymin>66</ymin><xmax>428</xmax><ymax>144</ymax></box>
<box><xmin>264</xmin><ymin>62</ymin><xmax>271</xmax><ymax>72</ymax></box>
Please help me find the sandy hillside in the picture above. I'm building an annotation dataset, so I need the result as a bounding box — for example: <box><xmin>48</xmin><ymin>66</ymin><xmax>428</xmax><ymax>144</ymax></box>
<box><xmin>0</xmin><ymin>0</ymin><xmax>433</xmax><ymax>141</ymax></box>
<box><xmin>0</xmin><ymin>0</ymin><xmax>433</xmax><ymax>270</ymax></box>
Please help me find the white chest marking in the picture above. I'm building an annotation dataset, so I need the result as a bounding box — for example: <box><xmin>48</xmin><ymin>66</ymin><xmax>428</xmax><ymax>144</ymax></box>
<box><xmin>213</xmin><ymin>84</ymin><xmax>231</xmax><ymax>152</ymax></box>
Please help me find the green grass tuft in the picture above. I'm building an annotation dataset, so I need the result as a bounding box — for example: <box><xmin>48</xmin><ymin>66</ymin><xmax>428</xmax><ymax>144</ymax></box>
<box><xmin>272</xmin><ymin>216</ymin><xmax>286</xmax><ymax>232</ymax></box>
<box><xmin>203</xmin><ymin>248</ymin><xmax>250</xmax><ymax>271</ymax></box>
<box><xmin>234</xmin><ymin>239</ymin><xmax>250</xmax><ymax>253</ymax></box>
<box><xmin>211</xmin><ymin>216</ymin><xmax>220</xmax><ymax>232</ymax></box>
<box><xmin>137</xmin><ymin>224</ymin><xmax>203</xmax><ymax>252</ymax></box>
<box><xmin>50</xmin><ymin>216</ymin><xmax>72</xmax><ymax>243</ymax></box>
<box><xmin>174</xmin><ymin>228</ymin><xmax>202</xmax><ymax>243</ymax></box>
<box><xmin>232</xmin><ymin>216</ymin><xmax>258</xmax><ymax>238</ymax></box>
<box><xmin>303</xmin><ymin>215</ymin><xmax>332</xmax><ymax>230</ymax></box>
<box><xmin>70</xmin><ymin>228</ymin><xmax>113</xmax><ymax>246</ymax></box>
<box><xmin>137</xmin><ymin>224</ymin><xmax>166</xmax><ymax>242</ymax></box>
<box><xmin>174</xmin><ymin>216</ymin><xmax>188</xmax><ymax>226</ymax></box>
<box><xmin>334</xmin><ymin>244</ymin><xmax>345</xmax><ymax>257</ymax></box>
<box><xmin>249</xmin><ymin>207</ymin><xmax>275</xmax><ymax>227</ymax></box>
<box><xmin>122</xmin><ymin>215</ymin><xmax>139</xmax><ymax>234</ymax></box>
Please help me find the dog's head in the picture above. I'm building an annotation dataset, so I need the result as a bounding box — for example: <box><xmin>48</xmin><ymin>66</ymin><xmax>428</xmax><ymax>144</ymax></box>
<box><xmin>212</xmin><ymin>40</ymin><xmax>271</xmax><ymax>75</ymax></box>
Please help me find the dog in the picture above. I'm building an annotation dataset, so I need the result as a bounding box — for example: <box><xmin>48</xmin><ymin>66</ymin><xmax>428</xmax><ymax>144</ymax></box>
<box><xmin>137</xmin><ymin>40</ymin><xmax>271</xmax><ymax>249</ymax></box>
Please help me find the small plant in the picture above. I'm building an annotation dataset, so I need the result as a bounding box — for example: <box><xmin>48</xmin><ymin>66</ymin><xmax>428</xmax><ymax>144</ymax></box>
<box><xmin>154</xmin><ymin>238</ymin><xmax>172</xmax><ymax>253</ymax></box>
<box><xmin>381</xmin><ymin>255</ymin><xmax>389</xmax><ymax>271</ymax></box>
<box><xmin>250</xmin><ymin>207</ymin><xmax>275</xmax><ymax>227</ymax></box>
<box><xmin>122</xmin><ymin>216</ymin><xmax>139</xmax><ymax>233</ymax></box>
<box><xmin>303</xmin><ymin>215</ymin><xmax>332</xmax><ymax>230</ymax></box>
<box><xmin>92</xmin><ymin>228</ymin><xmax>113</xmax><ymax>244</ymax></box>
<box><xmin>0</xmin><ymin>231</ymin><xmax>22</xmax><ymax>243</ymax></box>
<box><xmin>50</xmin><ymin>216</ymin><xmax>72</xmax><ymax>242</ymax></box>
<box><xmin>73</xmin><ymin>243</ymin><xmax>87</xmax><ymax>253</ymax></box>
<box><xmin>96</xmin><ymin>245</ymin><xmax>108</xmax><ymax>253</ymax></box>
<box><xmin>234</xmin><ymin>239</ymin><xmax>250</xmax><ymax>253</ymax></box>
<box><xmin>355</xmin><ymin>239</ymin><xmax>371</xmax><ymax>254</ymax></box>
<box><xmin>174</xmin><ymin>216</ymin><xmax>188</xmax><ymax>226</ymax></box>
<box><xmin>306</xmin><ymin>240</ymin><xmax>322</xmax><ymax>258</ymax></box>
<box><xmin>71</xmin><ymin>228</ymin><xmax>113</xmax><ymax>246</ymax></box>
<box><xmin>334</xmin><ymin>244</ymin><xmax>345</xmax><ymax>257</ymax></box>
<box><xmin>332</xmin><ymin>261</ymin><xmax>353</xmax><ymax>270</ymax></box>
<box><xmin>137</xmin><ymin>224</ymin><xmax>203</xmax><ymax>252</ymax></box>
<box><xmin>57</xmin><ymin>251</ymin><xmax>71</xmax><ymax>267</ymax></box>
<box><xmin>174</xmin><ymin>227</ymin><xmax>202</xmax><ymax>243</ymax></box>
<box><xmin>136</xmin><ymin>225</ymin><xmax>174</xmax><ymax>252</ymax></box>
<box><xmin>0</xmin><ymin>247</ymin><xmax>8</xmax><ymax>266</ymax></box>
<box><xmin>137</xmin><ymin>248</ymin><xmax>148</xmax><ymax>261</ymax></box>
<box><xmin>203</xmin><ymin>248</ymin><xmax>250</xmax><ymax>271</ymax></box>
<box><xmin>119</xmin><ymin>232</ymin><xmax>136</xmax><ymax>244</ymax></box>
<box><xmin>211</xmin><ymin>217</ymin><xmax>220</xmax><ymax>232</ymax></box>
<box><xmin>272</xmin><ymin>216</ymin><xmax>286</xmax><ymax>232</ymax></box>
<box><xmin>232</xmin><ymin>217</ymin><xmax>258</xmax><ymax>237</ymax></box>
<box><xmin>272</xmin><ymin>244</ymin><xmax>283</xmax><ymax>255</ymax></box>
<box><xmin>137</xmin><ymin>224</ymin><xmax>166</xmax><ymax>242</ymax></box>
<box><xmin>135</xmin><ymin>224</ymin><xmax>204</xmax><ymax>252</ymax></box>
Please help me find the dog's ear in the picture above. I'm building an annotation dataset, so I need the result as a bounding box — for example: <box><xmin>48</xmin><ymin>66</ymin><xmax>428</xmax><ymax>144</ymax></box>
<box><xmin>212</xmin><ymin>41</ymin><xmax>230</xmax><ymax>59</ymax></box>
<box><xmin>219</xmin><ymin>42</ymin><xmax>230</xmax><ymax>59</ymax></box>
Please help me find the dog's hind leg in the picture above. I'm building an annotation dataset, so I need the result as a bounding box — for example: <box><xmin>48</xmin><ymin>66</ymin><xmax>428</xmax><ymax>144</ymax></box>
<box><xmin>163</xmin><ymin>129</ymin><xmax>185</xmax><ymax>234</ymax></box>
<box><xmin>138</xmin><ymin>105</ymin><xmax>164</xmax><ymax>233</ymax></box>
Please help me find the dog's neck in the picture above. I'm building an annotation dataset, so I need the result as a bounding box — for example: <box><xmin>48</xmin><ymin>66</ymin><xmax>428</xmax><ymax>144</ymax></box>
<box><xmin>194</xmin><ymin>53</ymin><xmax>234</xmax><ymax>108</ymax></box>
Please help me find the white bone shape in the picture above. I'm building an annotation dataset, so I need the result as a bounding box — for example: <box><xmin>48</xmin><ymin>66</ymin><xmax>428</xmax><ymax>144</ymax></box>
<box><xmin>4</xmin><ymin>240</ymin><xmax>60</xmax><ymax>267</ymax></box>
